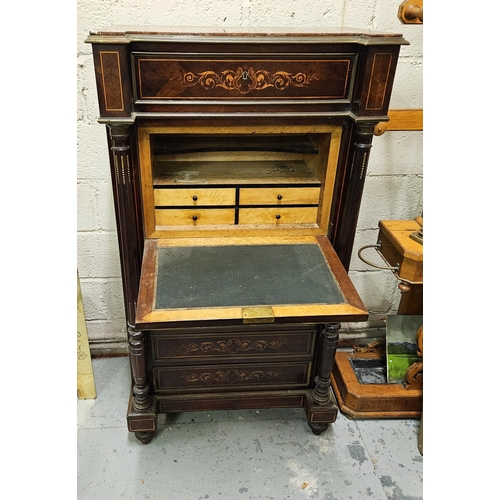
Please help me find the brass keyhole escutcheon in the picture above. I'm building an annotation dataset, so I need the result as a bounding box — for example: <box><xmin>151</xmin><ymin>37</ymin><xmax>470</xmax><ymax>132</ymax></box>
<box><xmin>242</xmin><ymin>71</ymin><xmax>248</xmax><ymax>80</ymax></box>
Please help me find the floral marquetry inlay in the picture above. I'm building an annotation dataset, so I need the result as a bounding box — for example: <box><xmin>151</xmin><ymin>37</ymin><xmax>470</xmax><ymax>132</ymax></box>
<box><xmin>183</xmin><ymin>67</ymin><xmax>319</xmax><ymax>95</ymax></box>
<box><xmin>136</xmin><ymin>58</ymin><xmax>353</xmax><ymax>100</ymax></box>
<box><xmin>181</xmin><ymin>338</ymin><xmax>287</xmax><ymax>354</ymax></box>
<box><xmin>181</xmin><ymin>368</ymin><xmax>284</xmax><ymax>384</ymax></box>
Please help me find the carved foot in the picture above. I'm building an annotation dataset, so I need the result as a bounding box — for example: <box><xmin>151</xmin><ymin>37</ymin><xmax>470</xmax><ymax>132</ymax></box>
<box><xmin>305</xmin><ymin>389</ymin><xmax>338</xmax><ymax>436</ymax></box>
<box><xmin>308</xmin><ymin>422</ymin><xmax>329</xmax><ymax>436</ymax></box>
<box><xmin>135</xmin><ymin>431</ymin><xmax>155</xmax><ymax>445</ymax></box>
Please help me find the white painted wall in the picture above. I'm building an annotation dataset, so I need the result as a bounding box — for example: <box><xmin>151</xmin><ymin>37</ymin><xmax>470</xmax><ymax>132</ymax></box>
<box><xmin>77</xmin><ymin>0</ymin><xmax>423</xmax><ymax>346</ymax></box>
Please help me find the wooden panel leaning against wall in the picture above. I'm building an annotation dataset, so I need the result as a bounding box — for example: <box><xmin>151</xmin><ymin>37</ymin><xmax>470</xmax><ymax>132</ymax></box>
<box><xmin>78</xmin><ymin>272</ymin><xmax>96</xmax><ymax>399</ymax></box>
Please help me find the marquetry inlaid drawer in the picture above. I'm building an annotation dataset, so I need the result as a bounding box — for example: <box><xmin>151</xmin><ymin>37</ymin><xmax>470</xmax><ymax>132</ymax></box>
<box><xmin>151</xmin><ymin>330</ymin><xmax>315</xmax><ymax>363</ymax></box>
<box><xmin>155</xmin><ymin>208</ymin><xmax>235</xmax><ymax>226</ymax></box>
<box><xmin>238</xmin><ymin>207</ymin><xmax>318</xmax><ymax>225</ymax></box>
<box><xmin>239</xmin><ymin>187</ymin><xmax>320</xmax><ymax>206</ymax></box>
<box><xmin>153</xmin><ymin>362</ymin><xmax>312</xmax><ymax>393</ymax></box>
<box><xmin>134</xmin><ymin>55</ymin><xmax>355</xmax><ymax>102</ymax></box>
<box><xmin>154</xmin><ymin>188</ymin><xmax>236</xmax><ymax>207</ymax></box>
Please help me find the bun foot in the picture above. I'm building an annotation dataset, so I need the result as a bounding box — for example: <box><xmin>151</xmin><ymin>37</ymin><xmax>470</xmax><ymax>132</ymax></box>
<box><xmin>308</xmin><ymin>422</ymin><xmax>329</xmax><ymax>435</ymax></box>
<box><xmin>135</xmin><ymin>431</ymin><xmax>155</xmax><ymax>444</ymax></box>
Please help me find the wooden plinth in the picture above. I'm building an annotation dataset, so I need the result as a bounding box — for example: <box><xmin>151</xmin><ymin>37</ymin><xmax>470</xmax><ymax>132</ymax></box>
<box><xmin>331</xmin><ymin>351</ymin><xmax>422</xmax><ymax>419</ymax></box>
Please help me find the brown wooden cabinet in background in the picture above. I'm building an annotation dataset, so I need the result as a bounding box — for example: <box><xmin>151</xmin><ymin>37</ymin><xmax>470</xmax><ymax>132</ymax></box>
<box><xmin>86</xmin><ymin>27</ymin><xmax>407</xmax><ymax>443</ymax></box>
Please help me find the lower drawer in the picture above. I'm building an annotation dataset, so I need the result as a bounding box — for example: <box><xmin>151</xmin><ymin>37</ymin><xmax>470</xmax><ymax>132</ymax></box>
<box><xmin>238</xmin><ymin>207</ymin><xmax>318</xmax><ymax>225</ymax></box>
<box><xmin>153</xmin><ymin>362</ymin><xmax>312</xmax><ymax>393</ymax></box>
<box><xmin>155</xmin><ymin>208</ymin><xmax>235</xmax><ymax>226</ymax></box>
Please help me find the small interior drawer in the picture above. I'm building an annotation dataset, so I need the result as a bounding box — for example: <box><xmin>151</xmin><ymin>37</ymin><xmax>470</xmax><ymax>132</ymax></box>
<box><xmin>239</xmin><ymin>187</ymin><xmax>320</xmax><ymax>206</ymax></box>
<box><xmin>155</xmin><ymin>208</ymin><xmax>235</xmax><ymax>226</ymax></box>
<box><xmin>238</xmin><ymin>207</ymin><xmax>318</xmax><ymax>225</ymax></box>
<box><xmin>154</xmin><ymin>188</ymin><xmax>236</xmax><ymax>207</ymax></box>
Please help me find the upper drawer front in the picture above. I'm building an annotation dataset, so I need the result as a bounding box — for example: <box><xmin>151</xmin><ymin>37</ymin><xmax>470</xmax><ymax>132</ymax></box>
<box><xmin>239</xmin><ymin>187</ymin><xmax>320</xmax><ymax>206</ymax></box>
<box><xmin>152</xmin><ymin>330</ymin><xmax>315</xmax><ymax>362</ymax></box>
<box><xmin>154</xmin><ymin>188</ymin><xmax>236</xmax><ymax>206</ymax></box>
<box><xmin>134</xmin><ymin>55</ymin><xmax>354</xmax><ymax>101</ymax></box>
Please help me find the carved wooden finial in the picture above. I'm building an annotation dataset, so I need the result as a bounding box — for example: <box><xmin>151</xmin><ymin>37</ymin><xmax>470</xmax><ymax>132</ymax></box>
<box><xmin>398</xmin><ymin>1</ymin><xmax>423</xmax><ymax>24</ymax></box>
<box><xmin>374</xmin><ymin>122</ymin><xmax>387</xmax><ymax>136</ymax></box>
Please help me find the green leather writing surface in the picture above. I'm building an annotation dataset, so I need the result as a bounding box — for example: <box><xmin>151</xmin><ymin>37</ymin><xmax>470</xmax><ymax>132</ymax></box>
<box><xmin>155</xmin><ymin>244</ymin><xmax>345</xmax><ymax>310</ymax></box>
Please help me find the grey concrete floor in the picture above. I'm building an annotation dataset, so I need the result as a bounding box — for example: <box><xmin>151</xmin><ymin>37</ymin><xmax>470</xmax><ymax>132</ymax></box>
<box><xmin>77</xmin><ymin>356</ymin><xmax>423</xmax><ymax>500</ymax></box>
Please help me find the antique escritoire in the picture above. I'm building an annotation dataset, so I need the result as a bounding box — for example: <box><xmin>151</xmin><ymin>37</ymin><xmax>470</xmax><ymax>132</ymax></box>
<box><xmin>86</xmin><ymin>27</ymin><xmax>408</xmax><ymax>443</ymax></box>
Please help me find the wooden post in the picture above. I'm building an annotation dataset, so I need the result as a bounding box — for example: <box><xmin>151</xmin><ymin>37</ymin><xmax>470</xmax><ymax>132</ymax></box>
<box><xmin>107</xmin><ymin>123</ymin><xmax>144</xmax><ymax>326</ymax></box>
<box><xmin>307</xmin><ymin>323</ymin><xmax>341</xmax><ymax>435</ymax></box>
<box><xmin>127</xmin><ymin>325</ymin><xmax>156</xmax><ymax>444</ymax></box>
<box><xmin>334</xmin><ymin>122</ymin><xmax>377</xmax><ymax>269</ymax></box>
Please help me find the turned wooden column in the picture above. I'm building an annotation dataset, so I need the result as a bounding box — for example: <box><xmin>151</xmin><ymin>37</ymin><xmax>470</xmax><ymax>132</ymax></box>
<box><xmin>109</xmin><ymin>125</ymin><xmax>155</xmax><ymax>442</ymax></box>
<box><xmin>107</xmin><ymin>123</ymin><xmax>143</xmax><ymax>325</ymax></box>
<box><xmin>308</xmin><ymin>323</ymin><xmax>341</xmax><ymax>435</ymax></box>
<box><xmin>128</xmin><ymin>326</ymin><xmax>152</xmax><ymax>411</ymax></box>
<box><xmin>312</xmin><ymin>323</ymin><xmax>340</xmax><ymax>404</ymax></box>
<box><xmin>128</xmin><ymin>325</ymin><xmax>156</xmax><ymax>444</ymax></box>
<box><xmin>332</xmin><ymin>122</ymin><xmax>377</xmax><ymax>270</ymax></box>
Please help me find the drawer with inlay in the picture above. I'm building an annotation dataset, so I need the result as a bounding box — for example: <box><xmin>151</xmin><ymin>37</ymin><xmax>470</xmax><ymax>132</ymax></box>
<box><xmin>239</xmin><ymin>187</ymin><xmax>320</xmax><ymax>206</ymax></box>
<box><xmin>154</xmin><ymin>188</ymin><xmax>236</xmax><ymax>207</ymax></box>
<box><xmin>238</xmin><ymin>207</ymin><xmax>318</xmax><ymax>225</ymax></box>
<box><xmin>133</xmin><ymin>55</ymin><xmax>356</xmax><ymax>102</ymax></box>
<box><xmin>151</xmin><ymin>330</ymin><xmax>316</xmax><ymax>364</ymax></box>
<box><xmin>153</xmin><ymin>361</ymin><xmax>312</xmax><ymax>393</ymax></box>
<box><xmin>155</xmin><ymin>208</ymin><xmax>235</xmax><ymax>226</ymax></box>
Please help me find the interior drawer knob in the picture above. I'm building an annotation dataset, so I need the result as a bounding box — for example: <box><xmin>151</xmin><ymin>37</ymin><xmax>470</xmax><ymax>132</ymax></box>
<box><xmin>277</xmin><ymin>194</ymin><xmax>283</xmax><ymax>200</ymax></box>
<box><xmin>276</xmin><ymin>214</ymin><xmax>281</xmax><ymax>219</ymax></box>
<box><xmin>192</xmin><ymin>215</ymin><xmax>198</xmax><ymax>221</ymax></box>
<box><xmin>192</xmin><ymin>195</ymin><xmax>198</xmax><ymax>201</ymax></box>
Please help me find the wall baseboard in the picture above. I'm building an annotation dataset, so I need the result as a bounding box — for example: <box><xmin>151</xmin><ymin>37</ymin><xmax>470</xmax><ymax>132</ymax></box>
<box><xmin>89</xmin><ymin>340</ymin><xmax>128</xmax><ymax>357</ymax></box>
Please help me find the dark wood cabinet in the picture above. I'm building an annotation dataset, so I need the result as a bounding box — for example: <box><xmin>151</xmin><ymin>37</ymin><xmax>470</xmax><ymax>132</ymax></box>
<box><xmin>86</xmin><ymin>27</ymin><xmax>407</xmax><ymax>443</ymax></box>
